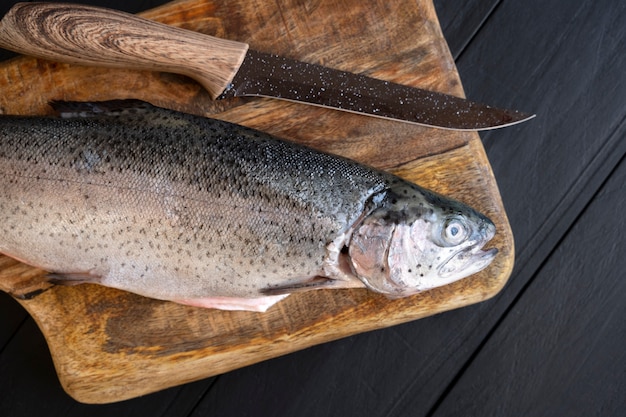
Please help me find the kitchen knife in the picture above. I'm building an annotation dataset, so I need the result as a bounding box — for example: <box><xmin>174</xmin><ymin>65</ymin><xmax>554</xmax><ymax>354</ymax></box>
<box><xmin>0</xmin><ymin>2</ymin><xmax>534</xmax><ymax>130</ymax></box>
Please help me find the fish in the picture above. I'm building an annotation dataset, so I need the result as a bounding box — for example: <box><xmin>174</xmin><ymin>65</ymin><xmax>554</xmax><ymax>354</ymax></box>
<box><xmin>0</xmin><ymin>100</ymin><xmax>498</xmax><ymax>312</ymax></box>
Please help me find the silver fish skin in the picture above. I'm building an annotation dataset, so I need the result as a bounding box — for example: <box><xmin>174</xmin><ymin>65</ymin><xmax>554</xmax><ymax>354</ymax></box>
<box><xmin>0</xmin><ymin>101</ymin><xmax>497</xmax><ymax>312</ymax></box>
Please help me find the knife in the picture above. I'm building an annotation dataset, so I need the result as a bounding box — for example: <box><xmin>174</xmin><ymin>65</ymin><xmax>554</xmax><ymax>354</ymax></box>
<box><xmin>0</xmin><ymin>2</ymin><xmax>534</xmax><ymax>130</ymax></box>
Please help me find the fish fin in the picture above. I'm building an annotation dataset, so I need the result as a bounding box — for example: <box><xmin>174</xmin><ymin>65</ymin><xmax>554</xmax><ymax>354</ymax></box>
<box><xmin>46</xmin><ymin>272</ymin><xmax>102</xmax><ymax>286</ymax></box>
<box><xmin>174</xmin><ymin>294</ymin><xmax>290</xmax><ymax>313</ymax></box>
<box><xmin>49</xmin><ymin>99</ymin><xmax>154</xmax><ymax>118</ymax></box>
<box><xmin>260</xmin><ymin>277</ymin><xmax>351</xmax><ymax>296</ymax></box>
<box><xmin>15</xmin><ymin>287</ymin><xmax>50</xmax><ymax>300</ymax></box>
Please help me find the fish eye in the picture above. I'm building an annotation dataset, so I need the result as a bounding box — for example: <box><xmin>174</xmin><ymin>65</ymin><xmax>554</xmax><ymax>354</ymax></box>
<box><xmin>442</xmin><ymin>218</ymin><xmax>468</xmax><ymax>245</ymax></box>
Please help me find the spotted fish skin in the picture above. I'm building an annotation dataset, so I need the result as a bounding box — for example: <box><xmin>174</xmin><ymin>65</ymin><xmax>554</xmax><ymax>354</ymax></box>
<box><xmin>0</xmin><ymin>101</ymin><xmax>497</xmax><ymax>312</ymax></box>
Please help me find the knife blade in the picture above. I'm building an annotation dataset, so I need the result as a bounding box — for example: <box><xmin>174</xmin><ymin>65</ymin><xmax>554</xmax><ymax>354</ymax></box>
<box><xmin>0</xmin><ymin>2</ymin><xmax>534</xmax><ymax>130</ymax></box>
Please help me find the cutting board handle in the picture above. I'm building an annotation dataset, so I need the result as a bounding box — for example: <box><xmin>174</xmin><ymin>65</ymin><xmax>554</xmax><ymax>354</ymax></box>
<box><xmin>0</xmin><ymin>2</ymin><xmax>249</xmax><ymax>99</ymax></box>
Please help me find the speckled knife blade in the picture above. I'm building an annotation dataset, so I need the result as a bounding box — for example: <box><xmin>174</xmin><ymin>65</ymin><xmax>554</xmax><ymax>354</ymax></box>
<box><xmin>218</xmin><ymin>51</ymin><xmax>534</xmax><ymax>131</ymax></box>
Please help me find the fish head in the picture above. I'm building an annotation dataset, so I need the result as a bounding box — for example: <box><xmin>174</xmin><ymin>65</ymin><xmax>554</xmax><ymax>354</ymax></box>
<box><xmin>348</xmin><ymin>184</ymin><xmax>498</xmax><ymax>297</ymax></box>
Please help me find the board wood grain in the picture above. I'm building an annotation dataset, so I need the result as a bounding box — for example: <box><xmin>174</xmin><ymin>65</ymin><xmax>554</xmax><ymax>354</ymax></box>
<box><xmin>0</xmin><ymin>0</ymin><xmax>513</xmax><ymax>403</ymax></box>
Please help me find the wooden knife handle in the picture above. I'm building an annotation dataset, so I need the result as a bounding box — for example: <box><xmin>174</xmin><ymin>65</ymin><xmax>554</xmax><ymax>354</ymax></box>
<box><xmin>0</xmin><ymin>2</ymin><xmax>249</xmax><ymax>99</ymax></box>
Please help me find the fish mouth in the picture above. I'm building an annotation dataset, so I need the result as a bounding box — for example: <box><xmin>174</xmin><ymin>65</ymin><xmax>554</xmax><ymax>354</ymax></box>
<box><xmin>438</xmin><ymin>244</ymin><xmax>498</xmax><ymax>278</ymax></box>
<box><xmin>471</xmin><ymin>246</ymin><xmax>499</xmax><ymax>270</ymax></box>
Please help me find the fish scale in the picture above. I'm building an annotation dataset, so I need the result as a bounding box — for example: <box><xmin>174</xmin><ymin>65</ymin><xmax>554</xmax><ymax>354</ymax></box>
<box><xmin>0</xmin><ymin>101</ymin><xmax>497</xmax><ymax>312</ymax></box>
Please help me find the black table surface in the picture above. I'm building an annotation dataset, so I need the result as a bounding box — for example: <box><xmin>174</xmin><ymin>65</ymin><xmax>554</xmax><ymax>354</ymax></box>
<box><xmin>1</xmin><ymin>1</ymin><xmax>624</xmax><ymax>416</ymax></box>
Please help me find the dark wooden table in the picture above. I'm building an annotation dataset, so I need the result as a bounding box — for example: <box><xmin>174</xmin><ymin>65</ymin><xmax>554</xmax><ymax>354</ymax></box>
<box><xmin>1</xmin><ymin>0</ymin><xmax>624</xmax><ymax>416</ymax></box>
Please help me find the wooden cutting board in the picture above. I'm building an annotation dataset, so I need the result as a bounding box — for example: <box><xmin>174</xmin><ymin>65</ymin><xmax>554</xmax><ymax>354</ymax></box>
<box><xmin>0</xmin><ymin>0</ymin><xmax>514</xmax><ymax>403</ymax></box>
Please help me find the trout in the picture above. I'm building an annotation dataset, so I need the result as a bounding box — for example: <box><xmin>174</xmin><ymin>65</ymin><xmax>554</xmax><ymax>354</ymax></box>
<box><xmin>0</xmin><ymin>101</ymin><xmax>497</xmax><ymax>312</ymax></box>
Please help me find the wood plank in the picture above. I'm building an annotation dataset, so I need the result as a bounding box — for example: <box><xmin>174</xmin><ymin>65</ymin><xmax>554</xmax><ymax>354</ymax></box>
<box><xmin>453</xmin><ymin>0</ymin><xmax>626</xmax><ymax>348</ymax></box>
<box><xmin>0</xmin><ymin>0</ymin><xmax>513</xmax><ymax>404</ymax></box>
<box><xmin>430</xmin><ymin>155</ymin><xmax>626</xmax><ymax>416</ymax></box>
